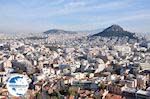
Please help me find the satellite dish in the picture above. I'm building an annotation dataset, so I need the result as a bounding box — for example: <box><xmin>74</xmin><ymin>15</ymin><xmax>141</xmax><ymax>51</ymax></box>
<box><xmin>96</xmin><ymin>59</ymin><xmax>104</xmax><ymax>64</ymax></box>
<box><xmin>95</xmin><ymin>64</ymin><xmax>105</xmax><ymax>73</ymax></box>
<box><xmin>111</xmin><ymin>75</ymin><xmax>116</xmax><ymax>81</ymax></box>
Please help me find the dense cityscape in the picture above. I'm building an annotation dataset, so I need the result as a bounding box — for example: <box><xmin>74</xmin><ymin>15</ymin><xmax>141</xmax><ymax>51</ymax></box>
<box><xmin>1</xmin><ymin>0</ymin><xmax>150</xmax><ymax>99</ymax></box>
<box><xmin>0</xmin><ymin>25</ymin><xmax>149</xmax><ymax>99</ymax></box>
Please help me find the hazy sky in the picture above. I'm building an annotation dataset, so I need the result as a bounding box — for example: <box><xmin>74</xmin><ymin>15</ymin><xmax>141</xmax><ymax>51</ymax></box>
<box><xmin>0</xmin><ymin>0</ymin><xmax>150</xmax><ymax>33</ymax></box>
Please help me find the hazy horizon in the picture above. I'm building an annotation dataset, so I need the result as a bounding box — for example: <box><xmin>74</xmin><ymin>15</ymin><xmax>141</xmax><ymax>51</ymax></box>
<box><xmin>0</xmin><ymin>0</ymin><xmax>150</xmax><ymax>33</ymax></box>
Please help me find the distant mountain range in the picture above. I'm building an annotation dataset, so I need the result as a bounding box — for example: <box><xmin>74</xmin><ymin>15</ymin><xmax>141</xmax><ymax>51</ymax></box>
<box><xmin>41</xmin><ymin>25</ymin><xmax>150</xmax><ymax>42</ymax></box>
<box><xmin>92</xmin><ymin>24</ymin><xmax>138</xmax><ymax>39</ymax></box>
<box><xmin>43</xmin><ymin>25</ymin><xmax>139</xmax><ymax>39</ymax></box>
<box><xmin>43</xmin><ymin>29</ymin><xmax>77</xmax><ymax>35</ymax></box>
<box><xmin>43</xmin><ymin>28</ymin><xmax>104</xmax><ymax>36</ymax></box>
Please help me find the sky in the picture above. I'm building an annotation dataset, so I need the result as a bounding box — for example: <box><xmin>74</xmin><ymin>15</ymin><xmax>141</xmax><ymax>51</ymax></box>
<box><xmin>0</xmin><ymin>0</ymin><xmax>150</xmax><ymax>33</ymax></box>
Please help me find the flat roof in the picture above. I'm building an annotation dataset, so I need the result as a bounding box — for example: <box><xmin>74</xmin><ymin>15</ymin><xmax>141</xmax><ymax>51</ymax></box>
<box><xmin>122</xmin><ymin>87</ymin><xmax>137</xmax><ymax>93</ymax></box>
<box><xmin>136</xmin><ymin>90</ymin><xmax>150</xmax><ymax>96</ymax></box>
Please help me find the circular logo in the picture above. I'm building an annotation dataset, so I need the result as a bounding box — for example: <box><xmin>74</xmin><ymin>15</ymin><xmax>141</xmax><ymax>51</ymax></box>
<box><xmin>6</xmin><ymin>74</ymin><xmax>29</xmax><ymax>97</ymax></box>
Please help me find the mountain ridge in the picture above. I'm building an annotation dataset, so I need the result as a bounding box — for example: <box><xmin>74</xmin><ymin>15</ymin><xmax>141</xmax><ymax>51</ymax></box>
<box><xmin>43</xmin><ymin>29</ymin><xmax>77</xmax><ymax>35</ymax></box>
<box><xmin>92</xmin><ymin>24</ymin><xmax>138</xmax><ymax>39</ymax></box>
